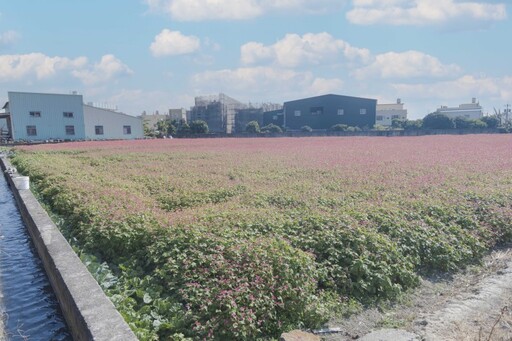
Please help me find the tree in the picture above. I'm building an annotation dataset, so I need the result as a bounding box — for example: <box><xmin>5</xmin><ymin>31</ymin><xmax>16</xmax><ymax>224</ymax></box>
<box><xmin>168</xmin><ymin>123</ymin><xmax>177</xmax><ymax>136</ymax></box>
<box><xmin>190</xmin><ymin>120</ymin><xmax>209</xmax><ymax>134</ymax></box>
<box><xmin>454</xmin><ymin>117</ymin><xmax>487</xmax><ymax>129</ymax></box>
<box><xmin>301</xmin><ymin>125</ymin><xmax>313</xmax><ymax>132</ymax></box>
<box><xmin>261</xmin><ymin>123</ymin><xmax>283</xmax><ymax>133</ymax></box>
<box><xmin>178</xmin><ymin>122</ymin><xmax>191</xmax><ymax>134</ymax></box>
<box><xmin>330</xmin><ymin>124</ymin><xmax>348</xmax><ymax>132</ymax></box>
<box><xmin>245</xmin><ymin>121</ymin><xmax>261</xmax><ymax>133</ymax></box>
<box><xmin>156</xmin><ymin>119</ymin><xmax>170</xmax><ymax>137</ymax></box>
<box><xmin>422</xmin><ymin>113</ymin><xmax>455</xmax><ymax>129</ymax></box>
<box><xmin>481</xmin><ymin>115</ymin><xmax>500</xmax><ymax>129</ymax></box>
<box><xmin>404</xmin><ymin>119</ymin><xmax>423</xmax><ymax>130</ymax></box>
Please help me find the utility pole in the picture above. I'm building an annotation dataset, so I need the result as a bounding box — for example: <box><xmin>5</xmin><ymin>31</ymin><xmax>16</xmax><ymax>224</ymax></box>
<box><xmin>505</xmin><ymin>104</ymin><xmax>511</xmax><ymax>123</ymax></box>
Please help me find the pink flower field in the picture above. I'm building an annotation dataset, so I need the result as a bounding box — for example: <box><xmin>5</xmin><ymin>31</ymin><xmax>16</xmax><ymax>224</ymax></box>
<box><xmin>12</xmin><ymin>134</ymin><xmax>512</xmax><ymax>340</ymax></box>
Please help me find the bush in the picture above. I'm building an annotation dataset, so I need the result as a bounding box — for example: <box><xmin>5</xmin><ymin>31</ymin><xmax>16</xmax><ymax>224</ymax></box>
<box><xmin>261</xmin><ymin>124</ymin><xmax>283</xmax><ymax>134</ymax></box>
<box><xmin>481</xmin><ymin>116</ymin><xmax>500</xmax><ymax>129</ymax></box>
<box><xmin>189</xmin><ymin>120</ymin><xmax>209</xmax><ymax>134</ymax></box>
<box><xmin>454</xmin><ymin>117</ymin><xmax>487</xmax><ymax>129</ymax></box>
<box><xmin>422</xmin><ymin>113</ymin><xmax>455</xmax><ymax>129</ymax></box>
<box><xmin>331</xmin><ymin>124</ymin><xmax>349</xmax><ymax>132</ymax></box>
<box><xmin>301</xmin><ymin>125</ymin><xmax>313</xmax><ymax>132</ymax></box>
<box><xmin>245</xmin><ymin>121</ymin><xmax>260</xmax><ymax>134</ymax></box>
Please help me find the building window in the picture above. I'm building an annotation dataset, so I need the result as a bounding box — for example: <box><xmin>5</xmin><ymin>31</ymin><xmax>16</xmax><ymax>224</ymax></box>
<box><xmin>310</xmin><ymin>107</ymin><xmax>323</xmax><ymax>115</ymax></box>
<box><xmin>29</xmin><ymin>111</ymin><xmax>41</xmax><ymax>117</ymax></box>
<box><xmin>376</xmin><ymin>115</ymin><xmax>383</xmax><ymax>121</ymax></box>
<box><xmin>360</xmin><ymin>108</ymin><xmax>367</xmax><ymax>115</ymax></box>
<box><xmin>65</xmin><ymin>125</ymin><xmax>75</xmax><ymax>135</ymax></box>
<box><xmin>392</xmin><ymin>115</ymin><xmax>400</xmax><ymax>119</ymax></box>
<box><xmin>273</xmin><ymin>115</ymin><xmax>278</xmax><ymax>120</ymax></box>
<box><xmin>26</xmin><ymin>125</ymin><xmax>37</xmax><ymax>136</ymax></box>
<box><xmin>63</xmin><ymin>112</ymin><xmax>74</xmax><ymax>118</ymax></box>
<box><xmin>95</xmin><ymin>125</ymin><xmax>104</xmax><ymax>135</ymax></box>
<box><xmin>294</xmin><ymin>110</ymin><xmax>301</xmax><ymax>117</ymax></box>
<box><xmin>337</xmin><ymin>109</ymin><xmax>344</xmax><ymax>116</ymax></box>
<box><xmin>123</xmin><ymin>125</ymin><xmax>132</xmax><ymax>135</ymax></box>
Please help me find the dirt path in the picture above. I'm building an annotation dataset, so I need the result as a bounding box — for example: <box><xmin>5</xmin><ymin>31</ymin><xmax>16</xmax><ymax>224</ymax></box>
<box><xmin>324</xmin><ymin>245</ymin><xmax>512</xmax><ymax>341</ymax></box>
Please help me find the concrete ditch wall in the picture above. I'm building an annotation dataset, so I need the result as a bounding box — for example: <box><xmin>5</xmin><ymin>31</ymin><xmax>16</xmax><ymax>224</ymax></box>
<box><xmin>0</xmin><ymin>156</ymin><xmax>137</xmax><ymax>341</ymax></box>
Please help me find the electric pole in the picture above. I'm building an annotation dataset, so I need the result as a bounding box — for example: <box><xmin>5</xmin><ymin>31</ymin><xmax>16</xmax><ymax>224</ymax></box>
<box><xmin>506</xmin><ymin>104</ymin><xmax>511</xmax><ymax>124</ymax></box>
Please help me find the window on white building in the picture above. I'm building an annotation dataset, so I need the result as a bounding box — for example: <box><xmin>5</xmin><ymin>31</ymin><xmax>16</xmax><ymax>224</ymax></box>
<box><xmin>95</xmin><ymin>126</ymin><xmax>104</xmax><ymax>135</ymax></box>
<box><xmin>294</xmin><ymin>110</ymin><xmax>301</xmax><ymax>117</ymax></box>
<box><xmin>392</xmin><ymin>115</ymin><xmax>400</xmax><ymax>119</ymax></box>
<box><xmin>63</xmin><ymin>112</ymin><xmax>74</xmax><ymax>118</ymax></box>
<box><xmin>26</xmin><ymin>125</ymin><xmax>37</xmax><ymax>136</ymax></box>
<box><xmin>337</xmin><ymin>109</ymin><xmax>344</xmax><ymax>116</ymax></box>
<box><xmin>65</xmin><ymin>125</ymin><xmax>75</xmax><ymax>135</ymax></box>
<box><xmin>123</xmin><ymin>125</ymin><xmax>132</xmax><ymax>135</ymax></box>
<box><xmin>376</xmin><ymin>115</ymin><xmax>383</xmax><ymax>121</ymax></box>
<box><xmin>29</xmin><ymin>111</ymin><xmax>41</xmax><ymax>117</ymax></box>
<box><xmin>360</xmin><ymin>108</ymin><xmax>367</xmax><ymax>115</ymax></box>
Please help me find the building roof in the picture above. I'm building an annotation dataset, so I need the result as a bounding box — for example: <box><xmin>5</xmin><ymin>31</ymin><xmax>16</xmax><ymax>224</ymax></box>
<box><xmin>83</xmin><ymin>104</ymin><xmax>141</xmax><ymax>120</ymax></box>
<box><xmin>284</xmin><ymin>93</ymin><xmax>376</xmax><ymax>104</ymax></box>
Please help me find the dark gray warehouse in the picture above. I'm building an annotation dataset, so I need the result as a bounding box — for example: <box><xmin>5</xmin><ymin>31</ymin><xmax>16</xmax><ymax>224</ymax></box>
<box><xmin>282</xmin><ymin>94</ymin><xmax>377</xmax><ymax>130</ymax></box>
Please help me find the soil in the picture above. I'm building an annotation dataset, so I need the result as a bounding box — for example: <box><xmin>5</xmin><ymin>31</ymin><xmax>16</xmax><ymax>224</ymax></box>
<box><xmin>322</xmin><ymin>244</ymin><xmax>512</xmax><ymax>341</ymax></box>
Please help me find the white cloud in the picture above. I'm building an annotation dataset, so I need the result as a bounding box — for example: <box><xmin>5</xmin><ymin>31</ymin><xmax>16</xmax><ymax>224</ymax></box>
<box><xmin>0</xmin><ymin>30</ymin><xmax>20</xmax><ymax>47</ymax></box>
<box><xmin>347</xmin><ymin>0</ymin><xmax>507</xmax><ymax>26</ymax></box>
<box><xmin>150</xmin><ymin>29</ymin><xmax>201</xmax><ymax>57</ymax></box>
<box><xmin>72</xmin><ymin>54</ymin><xmax>132</xmax><ymax>85</ymax></box>
<box><xmin>0</xmin><ymin>53</ymin><xmax>87</xmax><ymax>82</ymax></box>
<box><xmin>191</xmin><ymin>66</ymin><xmax>343</xmax><ymax>99</ymax></box>
<box><xmin>392</xmin><ymin>75</ymin><xmax>510</xmax><ymax>102</ymax></box>
<box><xmin>145</xmin><ymin>0</ymin><xmax>345</xmax><ymax>21</ymax></box>
<box><xmin>354</xmin><ymin>50</ymin><xmax>461</xmax><ymax>79</ymax></box>
<box><xmin>241</xmin><ymin>32</ymin><xmax>370</xmax><ymax>68</ymax></box>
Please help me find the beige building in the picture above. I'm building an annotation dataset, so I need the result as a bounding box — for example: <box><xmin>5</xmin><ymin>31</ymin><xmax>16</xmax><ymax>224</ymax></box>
<box><xmin>376</xmin><ymin>99</ymin><xmax>408</xmax><ymax>126</ymax></box>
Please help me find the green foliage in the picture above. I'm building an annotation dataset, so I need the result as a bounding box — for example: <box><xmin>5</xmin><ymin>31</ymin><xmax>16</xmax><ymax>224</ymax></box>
<box><xmin>189</xmin><ymin>120</ymin><xmax>209</xmax><ymax>134</ymax></box>
<box><xmin>245</xmin><ymin>121</ymin><xmax>260</xmax><ymax>134</ymax></box>
<box><xmin>422</xmin><ymin>113</ymin><xmax>455</xmax><ymax>129</ymax></box>
<box><xmin>331</xmin><ymin>124</ymin><xmax>348</xmax><ymax>131</ymax></box>
<box><xmin>178</xmin><ymin>122</ymin><xmax>190</xmax><ymax>134</ymax></box>
<box><xmin>301</xmin><ymin>125</ymin><xmax>313</xmax><ymax>132</ymax></box>
<box><xmin>261</xmin><ymin>123</ymin><xmax>283</xmax><ymax>134</ymax></box>
<box><xmin>10</xmin><ymin>137</ymin><xmax>512</xmax><ymax>340</ymax></box>
<box><xmin>454</xmin><ymin>117</ymin><xmax>487</xmax><ymax>129</ymax></box>
<box><xmin>481</xmin><ymin>116</ymin><xmax>500</xmax><ymax>129</ymax></box>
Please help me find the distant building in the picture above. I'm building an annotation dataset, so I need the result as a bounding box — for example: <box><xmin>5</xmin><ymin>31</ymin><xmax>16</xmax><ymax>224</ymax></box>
<box><xmin>283</xmin><ymin>94</ymin><xmax>377</xmax><ymax>130</ymax></box>
<box><xmin>189</xmin><ymin>94</ymin><xmax>246</xmax><ymax>134</ymax></box>
<box><xmin>376</xmin><ymin>99</ymin><xmax>408</xmax><ymax>126</ymax></box>
<box><xmin>2</xmin><ymin>91</ymin><xmax>143</xmax><ymax>141</ymax></box>
<box><xmin>436</xmin><ymin>98</ymin><xmax>483</xmax><ymax>120</ymax></box>
<box><xmin>84</xmin><ymin>104</ymin><xmax>143</xmax><ymax>140</ymax></box>
<box><xmin>234</xmin><ymin>108</ymin><xmax>263</xmax><ymax>133</ymax></box>
<box><xmin>169</xmin><ymin>108</ymin><xmax>188</xmax><ymax>123</ymax></box>
<box><xmin>263</xmin><ymin>109</ymin><xmax>284</xmax><ymax>127</ymax></box>
<box><xmin>139</xmin><ymin>111</ymin><xmax>169</xmax><ymax>131</ymax></box>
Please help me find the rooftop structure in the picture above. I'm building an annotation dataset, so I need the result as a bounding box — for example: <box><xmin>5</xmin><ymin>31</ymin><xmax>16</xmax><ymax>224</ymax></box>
<box><xmin>436</xmin><ymin>98</ymin><xmax>483</xmax><ymax>120</ymax></box>
<box><xmin>376</xmin><ymin>98</ymin><xmax>408</xmax><ymax>126</ymax></box>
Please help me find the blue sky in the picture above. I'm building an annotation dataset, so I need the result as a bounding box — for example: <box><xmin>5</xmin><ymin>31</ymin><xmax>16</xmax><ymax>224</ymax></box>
<box><xmin>0</xmin><ymin>0</ymin><xmax>510</xmax><ymax>119</ymax></box>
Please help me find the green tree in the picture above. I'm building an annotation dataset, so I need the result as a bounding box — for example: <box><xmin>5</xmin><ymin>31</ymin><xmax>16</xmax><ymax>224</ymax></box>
<box><xmin>301</xmin><ymin>125</ymin><xmax>313</xmax><ymax>132</ymax></box>
<box><xmin>404</xmin><ymin>119</ymin><xmax>423</xmax><ymax>130</ymax></box>
<box><xmin>190</xmin><ymin>120</ymin><xmax>209</xmax><ymax>134</ymax></box>
<box><xmin>422</xmin><ymin>113</ymin><xmax>455</xmax><ymax>129</ymax></box>
<box><xmin>454</xmin><ymin>117</ymin><xmax>487</xmax><ymax>129</ymax></box>
<box><xmin>245</xmin><ymin>121</ymin><xmax>261</xmax><ymax>133</ymax></box>
<box><xmin>261</xmin><ymin>123</ymin><xmax>283</xmax><ymax>133</ymax></box>
<box><xmin>330</xmin><ymin>124</ymin><xmax>348</xmax><ymax>132</ymax></box>
<box><xmin>156</xmin><ymin>119</ymin><xmax>170</xmax><ymax>137</ymax></box>
<box><xmin>481</xmin><ymin>116</ymin><xmax>500</xmax><ymax>129</ymax></box>
<box><xmin>178</xmin><ymin>122</ymin><xmax>191</xmax><ymax>134</ymax></box>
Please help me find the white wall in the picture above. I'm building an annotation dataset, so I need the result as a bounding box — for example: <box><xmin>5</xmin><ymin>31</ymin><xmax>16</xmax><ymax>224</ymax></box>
<box><xmin>83</xmin><ymin>105</ymin><xmax>143</xmax><ymax>140</ymax></box>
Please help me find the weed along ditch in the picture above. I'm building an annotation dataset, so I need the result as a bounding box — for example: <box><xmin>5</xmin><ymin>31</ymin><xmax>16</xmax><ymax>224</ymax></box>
<box><xmin>0</xmin><ymin>155</ymin><xmax>137</xmax><ymax>341</ymax></box>
<box><xmin>0</xmin><ymin>166</ymin><xmax>71</xmax><ymax>340</ymax></box>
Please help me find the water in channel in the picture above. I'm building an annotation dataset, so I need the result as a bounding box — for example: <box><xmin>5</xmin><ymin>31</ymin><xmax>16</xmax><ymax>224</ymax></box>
<box><xmin>0</xmin><ymin>173</ymin><xmax>71</xmax><ymax>340</ymax></box>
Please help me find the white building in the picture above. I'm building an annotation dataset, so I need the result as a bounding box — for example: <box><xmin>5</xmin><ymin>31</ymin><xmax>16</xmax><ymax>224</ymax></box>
<box><xmin>436</xmin><ymin>98</ymin><xmax>483</xmax><ymax>120</ymax></box>
<box><xmin>376</xmin><ymin>99</ymin><xmax>408</xmax><ymax>126</ymax></box>
<box><xmin>2</xmin><ymin>91</ymin><xmax>143</xmax><ymax>141</ymax></box>
<box><xmin>84</xmin><ymin>104</ymin><xmax>143</xmax><ymax>140</ymax></box>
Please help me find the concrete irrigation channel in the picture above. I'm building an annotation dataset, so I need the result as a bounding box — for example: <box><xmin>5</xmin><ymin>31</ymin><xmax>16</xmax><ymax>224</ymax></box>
<box><xmin>0</xmin><ymin>155</ymin><xmax>137</xmax><ymax>341</ymax></box>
